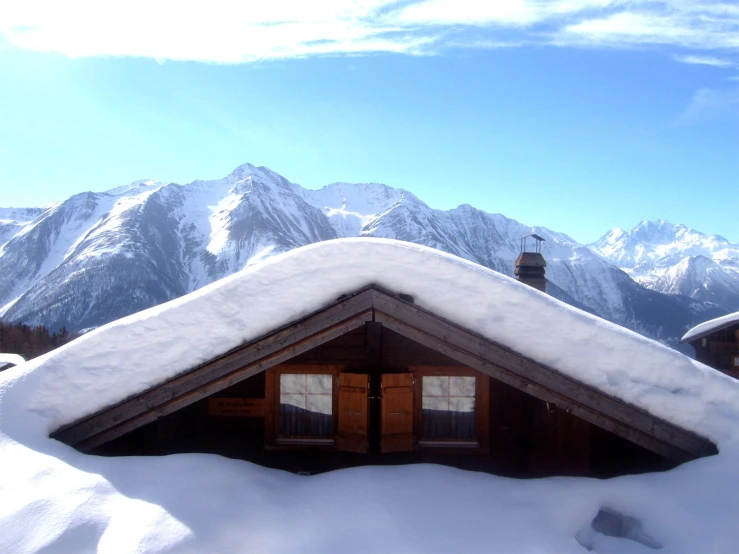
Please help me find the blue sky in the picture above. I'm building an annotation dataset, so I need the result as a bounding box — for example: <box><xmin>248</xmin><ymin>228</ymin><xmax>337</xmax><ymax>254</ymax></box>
<box><xmin>0</xmin><ymin>1</ymin><xmax>737</xmax><ymax>244</ymax></box>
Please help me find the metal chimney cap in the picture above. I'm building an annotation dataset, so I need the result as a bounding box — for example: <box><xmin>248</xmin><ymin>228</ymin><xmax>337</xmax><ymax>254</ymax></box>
<box><xmin>520</xmin><ymin>234</ymin><xmax>546</xmax><ymax>253</ymax></box>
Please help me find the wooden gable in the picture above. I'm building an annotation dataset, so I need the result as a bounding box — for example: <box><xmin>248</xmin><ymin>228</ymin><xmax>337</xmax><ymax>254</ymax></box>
<box><xmin>51</xmin><ymin>286</ymin><xmax>717</xmax><ymax>463</ymax></box>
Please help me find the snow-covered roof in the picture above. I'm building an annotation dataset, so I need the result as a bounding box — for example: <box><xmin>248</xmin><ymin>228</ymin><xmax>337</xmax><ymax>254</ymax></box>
<box><xmin>3</xmin><ymin>238</ymin><xmax>739</xmax><ymax>448</ymax></box>
<box><xmin>0</xmin><ymin>353</ymin><xmax>24</xmax><ymax>368</ymax></box>
<box><xmin>681</xmin><ymin>311</ymin><xmax>739</xmax><ymax>343</ymax></box>
<box><xmin>2</xmin><ymin>238</ymin><xmax>739</xmax><ymax>553</ymax></box>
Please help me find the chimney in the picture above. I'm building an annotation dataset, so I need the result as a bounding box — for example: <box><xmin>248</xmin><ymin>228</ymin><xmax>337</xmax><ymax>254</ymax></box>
<box><xmin>515</xmin><ymin>234</ymin><xmax>547</xmax><ymax>292</ymax></box>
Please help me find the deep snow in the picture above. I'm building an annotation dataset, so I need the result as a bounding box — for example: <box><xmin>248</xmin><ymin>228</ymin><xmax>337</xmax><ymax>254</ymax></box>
<box><xmin>1</xmin><ymin>239</ymin><xmax>738</xmax><ymax>553</ymax></box>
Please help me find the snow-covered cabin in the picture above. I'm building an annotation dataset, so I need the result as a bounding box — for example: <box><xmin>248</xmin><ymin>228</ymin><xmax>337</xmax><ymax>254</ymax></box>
<box><xmin>4</xmin><ymin>239</ymin><xmax>739</xmax><ymax>552</ymax></box>
<box><xmin>31</xmin><ymin>239</ymin><xmax>735</xmax><ymax>480</ymax></box>
<box><xmin>682</xmin><ymin>311</ymin><xmax>739</xmax><ymax>380</ymax></box>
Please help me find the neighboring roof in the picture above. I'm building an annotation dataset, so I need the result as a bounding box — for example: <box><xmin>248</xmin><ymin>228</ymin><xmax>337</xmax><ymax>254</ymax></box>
<box><xmin>0</xmin><ymin>353</ymin><xmax>25</xmax><ymax>369</ymax></box>
<box><xmin>681</xmin><ymin>311</ymin><xmax>739</xmax><ymax>344</ymax></box>
<box><xmin>4</xmin><ymin>239</ymin><xmax>739</xmax><ymax>451</ymax></box>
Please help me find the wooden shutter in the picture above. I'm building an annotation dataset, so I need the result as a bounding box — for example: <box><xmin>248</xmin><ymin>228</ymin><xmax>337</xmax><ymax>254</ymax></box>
<box><xmin>381</xmin><ymin>373</ymin><xmax>414</xmax><ymax>453</ymax></box>
<box><xmin>337</xmin><ymin>373</ymin><xmax>369</xmax><ymax>453</ymax></box>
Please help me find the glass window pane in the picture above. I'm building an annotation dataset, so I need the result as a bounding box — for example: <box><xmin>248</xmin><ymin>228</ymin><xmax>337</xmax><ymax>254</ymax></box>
<box><xmin>304</xmin><ymin>413</ymin><xmax>332</xmax><ymax>436</ymax></box>
<box><xmin>422</xmin><ymin>396</ymin><xmax>449</xmax><ymax>411</ymax></box>
<box><xmin>449</xmin><ymin>397</ymin><xmax>475</xmax><ymax>413</ymax></box>
<box><xmin>279</xmin><ymin>373</ymin><xmax>333</xmax><ymax>438</ymax></box>
<box><xmin>450</xmin><ymin>376</ymin><xmax>475</xmax><ymax>397</ymax></box>
<box><xmin>280</xmin><ymin>393</ymin><xmax>306</xmax><ymax>410</ymax></box>
<box><xmin>421</xmin><ymin>375</ymin><xmax>476</xmax><ymax>441</ymax></box>
<box><xmin>306</xmin><ymin>394</ymin><xmax>332</xmax><ymax>415</ymax></box>
<box><xmin>423</xmin><ymin>376</ymin><xmax>449</xmax><ymax>396</ymax></box>
<box><xmin>280</xmin><ymin>403</ymin><xmax>306</xmax><ymax>436</ymax></box>
<box><xmin>423</xmin><ymin>417</ymin><xmax>450</xmax><ymax>440</ymax></box>
<box><xmin>307</xmin><ymin>374</ymin><xmax>333</xmax><ymax>394</ymax></box>
<box><xmin>450</xmin><ymin>413</ymin><xmax>476</xmax><ymax>439</ymax></box>
<box><xmin>280</xmin><ymin>374</ymin><xmax>305</xmax><ymax>394</ymax></box>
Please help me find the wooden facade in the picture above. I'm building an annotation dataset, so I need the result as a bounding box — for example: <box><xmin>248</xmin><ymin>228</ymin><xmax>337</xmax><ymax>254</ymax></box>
<box><xmin>52</xmin><ymin>286</ymin><xmax>717</xmax><ymax>477</ymax></box>
<box><xmin>683</xmin><ymin>322</ymin><xmax>739</xmax><ymax>380</ymax></box>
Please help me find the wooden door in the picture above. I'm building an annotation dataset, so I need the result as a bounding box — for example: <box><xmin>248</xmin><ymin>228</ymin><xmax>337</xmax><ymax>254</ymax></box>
<box><xmin>381</xmin><ymin>373</ymin><xmax>414</xmax><ymax>453</ymax></box>
<box><xmin>337</xmin><ymin>373</ymin><xmax>369</xmax><ymax>453</ymax></box>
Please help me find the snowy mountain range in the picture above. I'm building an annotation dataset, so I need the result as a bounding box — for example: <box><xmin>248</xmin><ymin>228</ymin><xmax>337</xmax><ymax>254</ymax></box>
<box><xmin>0</xmin><ymin>163</ymin><xmax>733</xmax><ymax>350</ymax></box>
<box><xmin>589</xmin><ymin>220</ymin><xmax>739</xmax><ymax>311</ymax></box>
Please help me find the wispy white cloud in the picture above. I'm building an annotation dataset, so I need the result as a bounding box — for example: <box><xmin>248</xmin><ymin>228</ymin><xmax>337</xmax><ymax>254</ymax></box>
<box><xmin>392</xmin><ymin>0</ymin><xmax>617</xmax><ymax>28</ymax></box>
<box><xmin>392</xmin><ymin>0</ymin><xmax>540</xmax><ymax>27</ymax></box>
<box><xmin>0</xmin><ymin>1</ymin><xmax>419</xmax><ymax>63</ymax></box>
<box><xmin>0</xmin><ymin>0</ymin><xmax>737</xmax><ymax>63</ymax></box>
<box><xmin>673</xmin><ymin>87</ymin><xmax>739</xmax><ymax>126</ymax></box>
<box><xmin>561</xmin><ymin>9</ymin><xmax>739</xmax><ymax>50</ymax></box>
<box><xmin>674</xmin><ymin>55</ymin><xmax>735</xmax><ymax>68</ymax></box>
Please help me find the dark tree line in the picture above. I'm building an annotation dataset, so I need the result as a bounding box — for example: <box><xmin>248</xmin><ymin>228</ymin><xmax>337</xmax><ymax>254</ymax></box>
<box><xmin>0</xmin><ymin>321</ymin><xmax>78</xmax><ymax>362</ymax></box>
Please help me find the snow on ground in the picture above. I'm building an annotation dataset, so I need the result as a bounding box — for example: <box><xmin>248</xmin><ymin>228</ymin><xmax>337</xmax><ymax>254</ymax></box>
<box><xmin>0</xmin><ymin>353</ymin><xmax>25</xmax><ymax>368</ymax></box>
<box><xmin>1</xmin><ymin>238</ymin><xmax>738</xmax><ymax>553</ymax></box>
<box><xmin>682</xmin><ymin>310</ymin><xmax>739</xmax><ymax>343</ymax></box>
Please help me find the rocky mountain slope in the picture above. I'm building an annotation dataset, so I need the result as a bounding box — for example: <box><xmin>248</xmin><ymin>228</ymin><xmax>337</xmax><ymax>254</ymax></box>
<box><xmin>0</xmin><ymin>164</ymin><xmax>728</xmax><ymax>350</ymax></box>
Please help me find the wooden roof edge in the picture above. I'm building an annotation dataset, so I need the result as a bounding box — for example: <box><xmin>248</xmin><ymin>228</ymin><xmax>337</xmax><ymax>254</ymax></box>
<box><xmin>371</xmin><ymin>293</ymin><xmax>718</xmax><ymax>462</ymax></box>
<box><xmin>50</xmin><ymin>286</ymin><xmax>379</xmax><ymax>445</ymax></box>
<box><xmin>53</xmin><ymin>285</ymin><xmax>427</xmax><ymax>447</ymax></box>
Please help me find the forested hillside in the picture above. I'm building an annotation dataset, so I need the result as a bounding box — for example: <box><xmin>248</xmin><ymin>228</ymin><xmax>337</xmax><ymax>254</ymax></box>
<box><xmin>0</xmin><ymin>322</ymin><xmax>76</xmax><ymax>362</ymax></box>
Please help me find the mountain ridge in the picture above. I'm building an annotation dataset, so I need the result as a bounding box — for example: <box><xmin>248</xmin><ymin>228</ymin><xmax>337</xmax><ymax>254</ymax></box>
<box><xmin>0</xmin><ymin>164</ymin><xmax>730</xmax><ymax>350</ymax></box>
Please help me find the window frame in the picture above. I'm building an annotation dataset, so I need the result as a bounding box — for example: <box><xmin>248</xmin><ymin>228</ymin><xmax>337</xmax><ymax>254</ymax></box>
<box><xmin>411</xmin><ymin>366</ymin><xmax>489</xmax><ymax>451</ymax></box>
<box><xmin>265</xmin><ymin>364</ymin><xmax>343</xmax><ymax>447</ymax></box>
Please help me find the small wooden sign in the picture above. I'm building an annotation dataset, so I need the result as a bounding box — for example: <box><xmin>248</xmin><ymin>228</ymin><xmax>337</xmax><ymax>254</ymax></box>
<box><xmin>208</xmin><ymin>398</ymin><xmax>265</xmax><ymax>417</ymax></box>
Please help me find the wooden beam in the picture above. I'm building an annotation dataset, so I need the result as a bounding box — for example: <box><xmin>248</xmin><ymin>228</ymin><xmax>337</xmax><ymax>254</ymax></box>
<box><xmin>365</xmin><ymin>321</ymin><xmax>383</xmax><ymax>365</ymax></box>
<box><xmin>372</xmin><ymin>293</ymin><xmax>716</xmax><ymax>462</ymax></box>
<box><xmin>53</xmin><ymin>289</ymin><xmax>376</xmax><ymax>450</ymax></box>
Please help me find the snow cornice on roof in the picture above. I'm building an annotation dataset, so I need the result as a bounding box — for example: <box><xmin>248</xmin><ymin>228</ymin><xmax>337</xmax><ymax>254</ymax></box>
<box><xmin>681</xmin><ymin>311</ymin><xmax>739</xmax><ymax>344</ymax></box>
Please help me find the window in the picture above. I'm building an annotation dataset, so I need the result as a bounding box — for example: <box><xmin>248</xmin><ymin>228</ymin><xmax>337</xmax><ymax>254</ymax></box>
<box><xmin>265</xmin><ymin>365</ymin><xmax>343</xmax><ymax>447</ymax></box>
<box><xmin>421</xmin><ymin>375</ymin><xmax>476</xmax><ymax>442</ymax></box>
<box><xmin>412</xmin><ymin>366</ymin><xmax>489</xmax><ymax>450</ymax></box>
<box><xmin>266</xmin><ymin>365</ymin><xmax>488</xmax><ymax>451</ymax></box>
<box><xmin>279</xmin><ymin>373</ymin><xmax>333</xmax><ymax>439</ymax></box>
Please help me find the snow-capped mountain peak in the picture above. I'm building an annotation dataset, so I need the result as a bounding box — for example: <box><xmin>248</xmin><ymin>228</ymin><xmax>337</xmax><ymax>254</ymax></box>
<box><xmin>104</xmin><ymin>179</ymin><xmax>167</xmax><ymax>197</ymax></box>
<box><xmin>0</xmin><ymin>166</ymin><xmax>731</xmax><ymax>350</ymax></box>
<box><xmin>590</xmin><ymin>220</ymin><xmax>739</xmax><ymax>310</ymax></box>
